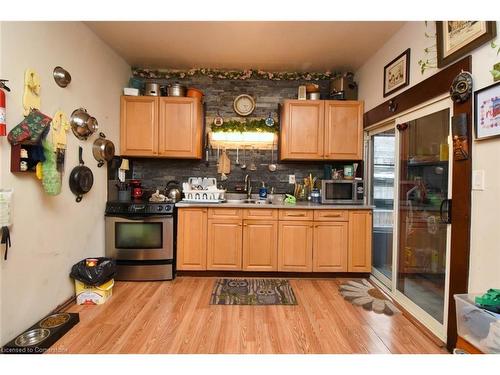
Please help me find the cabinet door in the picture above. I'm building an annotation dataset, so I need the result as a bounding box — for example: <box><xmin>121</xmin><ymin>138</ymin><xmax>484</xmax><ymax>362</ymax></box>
<box><xmin>242</xmin><ymin>220</ymin><xmax>278</xmax><ymax>271</ymax></box>
<box><xmin>280</xmin><ymin>100</ymin><xmax>324</xmax><ymax>160</ymax></box>
<box><xmin>158</xmin><ymin>97</ymin><xmax>203</xmax><ymax>158</ymax></box>
<box><xmin>324</xmin><ymin>101</ymin><xmax>363</xmax><ymax>160</ymax></box>
<box><xmin>177</xmin><ymin>208</ymin><xmax>207</xmax><ymax>270</ymax></box>
<box><xmin>313</xmin><ymin>222</ymin><xmax>348</xmax><ymax>272</ymax></box>
<box><xmin>278</xmin><ymin>221</ymin><xmax>313</xmax><ymax>272</ymax></box>
<box><xmin>207</xmin><ymin>219</ymin><xmax>242</xmax><ymax>270</ymax></box>
<box><xmin>120</xmin><ymin>96</ymin><xmax>158</xmax><ymax>156</ymax></box>
<box><xmin>348</xmin><ymin>210</ymin><xmax>372</xmax><ymax>272</ymax></box>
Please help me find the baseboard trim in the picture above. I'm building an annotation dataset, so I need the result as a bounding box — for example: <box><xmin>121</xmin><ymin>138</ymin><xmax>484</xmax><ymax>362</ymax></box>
<box><xmin>177</xmin><ymin>271</ymin><xmax>371</xmax><ymax>279</ymax></box>
<box><xmin>52</xmin><ymin>295</ymin><xmax>76</xmax><ymax>313</ymax></box>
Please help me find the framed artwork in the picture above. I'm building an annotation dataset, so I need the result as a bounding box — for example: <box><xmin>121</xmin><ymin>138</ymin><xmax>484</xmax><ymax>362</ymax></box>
<box><xmin>383</xmin><ymin>49</ymin><xmax>410</xmax><ymax>97</ymax></box>
<box><xmin>474</xmin><ymin>81</ymin><xmax>500</xmax><ymax>140</ymax></box>
<box><xmin>436</xmin><ymin>21</ymin><xmax>497</xmax><ymax>68</ymax></box>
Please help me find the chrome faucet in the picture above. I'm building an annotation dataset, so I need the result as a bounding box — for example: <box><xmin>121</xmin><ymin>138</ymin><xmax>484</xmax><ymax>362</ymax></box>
<box><xmin>244</xmin><ymin>174</ymin><xmax>252</xmax><ymax>199</ymax></box>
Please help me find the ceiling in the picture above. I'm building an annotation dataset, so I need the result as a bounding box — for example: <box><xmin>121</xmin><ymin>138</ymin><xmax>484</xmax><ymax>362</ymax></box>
<box><xmin>86</xmin><ymin>21</ymin><xmax>405</xmax><ymax>72</ymax></box>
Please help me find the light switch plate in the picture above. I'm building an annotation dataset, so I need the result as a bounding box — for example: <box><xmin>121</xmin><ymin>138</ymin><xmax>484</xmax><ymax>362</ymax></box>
<box><xmin>472</xmin><ymin>170</ymin><xmax>485</xmax><ymax>190</ymax></box>
<box><xmin>288</xmin><ymin>175</ymin><xmax>296</xmax><ymax>184</ymax></box>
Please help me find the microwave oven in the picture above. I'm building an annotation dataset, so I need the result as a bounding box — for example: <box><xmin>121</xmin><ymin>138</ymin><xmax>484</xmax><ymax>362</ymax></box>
<box><xmin>321</xmin><ymin>179</ymin><xmax>364</xmax><ymax>204</ymax></box>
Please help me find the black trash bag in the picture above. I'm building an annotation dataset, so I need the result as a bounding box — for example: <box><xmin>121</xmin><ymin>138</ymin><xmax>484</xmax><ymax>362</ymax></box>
<box><xmin>70</xmin><ymin>257</ymin><xmax>116</xmax><ymax>286</ymax></box>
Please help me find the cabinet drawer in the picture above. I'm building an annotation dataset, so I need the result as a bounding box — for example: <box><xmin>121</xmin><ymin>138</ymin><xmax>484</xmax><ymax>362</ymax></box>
<box><xmin>314</xmin><ymin>210</ymin><xmax>348</xmax><ymax>221</ymax></box>
<box><xmin>208</xmin><ymin>208</ymin><xmax>242</xmax><ymax>219</ymax></box>
<box><xmin>279</xmin><ymin>209</ymin><xmax>313</xmax><ymax>221</ymax></box>
<box><xmin>243</xmin><ymin>208</ymin><xmax>278</xmax><ymax>220</ymax></box>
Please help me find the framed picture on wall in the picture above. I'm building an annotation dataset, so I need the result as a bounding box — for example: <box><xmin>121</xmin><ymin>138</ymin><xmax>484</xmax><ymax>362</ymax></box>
<box><xmin>474</xmin><ymin>81</ymin><xmax>500</xmax><ymax>140</ymax></box>
<box><xmin>383</xmin><ymin>48</ymin><xmax>410</xmax><ymax>97</ymax></box>
<box><xmin>436</xmin><ymin>21</ymin><xmax>497</xmax><ymax>68</ymax></box>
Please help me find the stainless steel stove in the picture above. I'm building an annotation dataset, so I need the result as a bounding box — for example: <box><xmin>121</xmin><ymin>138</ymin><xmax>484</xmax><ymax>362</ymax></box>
<box><xmin>105</xmin><ymin>201</ymin><xmax>176</xmax><ymax>280</ymax></box>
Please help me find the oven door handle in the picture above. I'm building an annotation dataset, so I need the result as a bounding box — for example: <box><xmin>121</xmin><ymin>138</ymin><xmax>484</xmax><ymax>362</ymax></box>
<box><xmin>106</xmin><ymin>215</ymin><xmax>171</xmax><ymax>221</ymax></box>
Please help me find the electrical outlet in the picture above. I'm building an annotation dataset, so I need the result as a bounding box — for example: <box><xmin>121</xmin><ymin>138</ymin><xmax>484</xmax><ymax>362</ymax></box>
<box><xmin>288</xmin><ymin>175</ymin><xmax>296</xmax><ymax>184</ymax></box>
<box><xmin>472</xmin><ymin>170</ymin><xmax>485</xmax><ymax>190</ymax></box>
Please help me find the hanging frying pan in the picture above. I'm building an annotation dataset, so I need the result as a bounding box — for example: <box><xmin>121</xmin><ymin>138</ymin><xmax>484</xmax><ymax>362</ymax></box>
<box><xmin>69</xmin><ymin>146</ymin><xmax>94</xmax><ymax>202</ymax></box>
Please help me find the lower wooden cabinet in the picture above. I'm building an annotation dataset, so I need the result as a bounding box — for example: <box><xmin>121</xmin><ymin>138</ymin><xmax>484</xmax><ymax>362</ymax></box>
<box><xmin>242</xmin><ymin>220</ymin><xmax>278</xmax><ymax>271</ymax></box>
<box><xmin>278</xmin><ymin>221</ymin><xmax>313</xmax><ymax>272</ymax></box>
<box><xmin>348</xmin><ymin>210</ymin><xmax>372</xmax><ymax>272</ymax></box>
<box><xmin>313</xmin><ymin>222</ymin><xmax>348</xmax><ymax>272</ymax></box>
<box><xmin>176</xmin><ymin>208</ymin><xmax>207</xmax><ymax>270</ymax></box>
<box><xmin>207</xmin><ymin>219</ymin><xmax>242</xmax><ymax>270</ymax></box>
<box><xmin>176</xmin><ymin>208</ymin><xmax>372</xmax><ymax>273</ymax></box>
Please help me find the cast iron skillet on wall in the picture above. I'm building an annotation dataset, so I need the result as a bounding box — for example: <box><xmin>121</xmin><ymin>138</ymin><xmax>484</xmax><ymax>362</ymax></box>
<box><xmin>69</xmin><ymin>146</ymin><xmax>94</xmax><ymax>202</ymax></box>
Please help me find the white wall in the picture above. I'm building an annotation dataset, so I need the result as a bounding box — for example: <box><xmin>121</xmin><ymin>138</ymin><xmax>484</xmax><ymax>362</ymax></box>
<box><xmin>0</xmin><ymin>21</ymin><xmax>130</xmax><ymax>345</ymax></box>
<box><xmin>356</xmin><ymin>21</ymin><xmax>500</xmax><ymax>293</ymax></box>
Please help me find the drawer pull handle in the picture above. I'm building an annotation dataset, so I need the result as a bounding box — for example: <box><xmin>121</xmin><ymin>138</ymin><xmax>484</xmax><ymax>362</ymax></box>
<box><xmin>323</xmin><ymin>214</ymin><xmax>342</xmax><ymax>217</ymax></box>
<box><xmin>287</xmin><ymin>213</ymin><xmax>306</xmax><ymax>217</ymax></box>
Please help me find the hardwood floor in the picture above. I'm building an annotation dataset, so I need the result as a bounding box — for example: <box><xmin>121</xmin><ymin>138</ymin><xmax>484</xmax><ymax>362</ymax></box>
<box><xmin>54</xmin><ymin>277</ymin><xmax>447</xmax><ymax>354</ymax></box>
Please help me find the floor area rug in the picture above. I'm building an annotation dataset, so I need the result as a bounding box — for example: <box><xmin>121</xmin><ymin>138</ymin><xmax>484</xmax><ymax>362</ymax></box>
<box><xmin>210</xmin><ymin>278</ymin><xmax>298</xmax><ymax>305</ymax></box>
<box><xmin>339</xmin><ymin>279</ymin><xmax>400</xmax><ymax>316</ymax></box>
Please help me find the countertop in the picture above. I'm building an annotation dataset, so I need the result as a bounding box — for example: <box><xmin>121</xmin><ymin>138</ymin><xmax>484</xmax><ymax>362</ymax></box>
<box><xmin>175</xmin><ymin>201</ymin><xmax>373</xmax><ymax>210</ymax></box>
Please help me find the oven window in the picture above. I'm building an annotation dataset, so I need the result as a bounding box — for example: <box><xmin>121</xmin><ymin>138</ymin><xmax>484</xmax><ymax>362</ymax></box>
<box><xmin>326</xmin><ymin>183</ymin><xmax>353</xmax><ymax>200</ymax></box>
<box><xmin>115</xmin><ymin>222</ymin><xmax>163</xmax><ymax>249</ymax></box>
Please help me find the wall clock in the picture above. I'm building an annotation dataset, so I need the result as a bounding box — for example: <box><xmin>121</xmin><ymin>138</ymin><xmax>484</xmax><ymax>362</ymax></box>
<box><xmin>233</xmin><ymin>94</ymin><xmax>255</xmax><ymax>116</ymax></box>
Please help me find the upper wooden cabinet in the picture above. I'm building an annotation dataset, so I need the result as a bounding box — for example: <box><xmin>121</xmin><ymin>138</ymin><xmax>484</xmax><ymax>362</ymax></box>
<box><xmin>120</xmin><ymin>96</ymin><xmax>159</xmax><ymax>156</ymax></box>
<box><xmin>158</xmin><ymin>97</ymin><xmax>203</xmax><ymax>158</ymax></box>
<box><xmin>120</xmin><ymin>96</ymin><xmax>203</xmax><ymax>159</ymax></box>
<box><xmin>324</xmin><ymin>101</ymin><xmax>364</xmax><ymax>160</ymax></box>
<box><xmin>280</xmin><ymin>100</ymin><xmax>324</xmax><ymax>160</ymax></box>
<box><xmin>280</xmin><ymin>100</ymin><xmax>363</xmax><ymax>161</ymax></box>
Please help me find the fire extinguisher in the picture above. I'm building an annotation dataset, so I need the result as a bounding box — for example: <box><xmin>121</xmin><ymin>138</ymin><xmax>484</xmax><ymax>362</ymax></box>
<box><xmin>0</xmin><ymin>79</ymin><xmax>10</xmax><ymax>137</ymax></box>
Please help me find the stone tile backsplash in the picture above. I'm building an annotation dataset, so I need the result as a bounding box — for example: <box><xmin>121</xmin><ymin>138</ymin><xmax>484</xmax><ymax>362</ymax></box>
<box><xmin>131</xmin><ymin>150</ymin><xmax>330</xmax><ymax>194</ymax></box>
<box><xmin>120</xmin><ymin>75</ymin><xmax>362</xmax><ymax>197</ymax></box>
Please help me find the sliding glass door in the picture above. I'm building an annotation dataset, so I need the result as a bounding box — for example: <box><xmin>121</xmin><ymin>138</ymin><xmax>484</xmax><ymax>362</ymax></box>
<box><xmin>368</xmin><ymin>97</ymin><xmax>453</xmax><ymax>341</ymax></box>
<box><xmin>368</xmin><ymin>125</ymin><xmax>396</xmax><ymax>288</ymax></box>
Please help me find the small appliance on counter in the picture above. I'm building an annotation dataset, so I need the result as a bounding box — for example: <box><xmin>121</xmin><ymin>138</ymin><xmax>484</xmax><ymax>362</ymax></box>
<box><xmin>105</xmin><ymin>200</ymin><xmax>176</xmax><ymax>281</ymax></box>
<box><xmin>181</xmin><ymin>177</ymin><xmax>226</xmax><ymax>203</ymax></box>
<box><xmin>321</xmin><ymin>179</ymin><xmax>364</xmax><ymax>205</ymax></box>
<box><xmin>129</xmin><ymin>179</ymin><xmax>143</xmax><ymax>199</ymax></box>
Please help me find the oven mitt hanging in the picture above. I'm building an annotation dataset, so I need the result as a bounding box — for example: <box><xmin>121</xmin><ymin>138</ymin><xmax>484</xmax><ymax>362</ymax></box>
<box><xmin>41</xmin><ymin>139</ymin><xmax>61</xmax><ymax>195</ymax></box>
<box><xmin>7</xmin><ymin>109</ymin><xmax>52</xmax><ymax>145</ymax></box>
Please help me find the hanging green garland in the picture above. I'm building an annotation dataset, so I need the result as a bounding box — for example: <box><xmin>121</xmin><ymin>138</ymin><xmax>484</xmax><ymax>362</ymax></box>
<box><xmin>212</xmin><ymin>119</ymin><xmax>278</xmax><ymax>133</ymax></box>
<box><xmin>132</xmin><ymin>67</ymin><xmax>338</xmax><ymax>81</ymax></box>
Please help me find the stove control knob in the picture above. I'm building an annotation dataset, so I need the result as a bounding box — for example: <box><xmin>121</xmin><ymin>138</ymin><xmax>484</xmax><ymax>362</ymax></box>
<box><xmin>165</xmin><ymin>205</ymin><xmax>172</xmax><ymax>212</ymax></box>
<box><xmin>157</xmin><ymin>205</ymin><xmax>163</xmax><ymax>212</ymax></box>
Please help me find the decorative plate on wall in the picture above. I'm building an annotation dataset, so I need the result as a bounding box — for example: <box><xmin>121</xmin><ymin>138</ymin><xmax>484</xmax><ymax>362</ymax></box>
<box><xmin>233</xmin><ymin>94</ymin><xmax>255</xmax><ymax>116</ymax></box>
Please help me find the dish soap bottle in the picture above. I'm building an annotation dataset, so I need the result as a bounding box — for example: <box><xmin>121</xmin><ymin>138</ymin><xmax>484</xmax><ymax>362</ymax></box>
<box><xmin>259</xmin><ymin>181</ymin><xmax>268</xmax><ymax>200</ymax></box>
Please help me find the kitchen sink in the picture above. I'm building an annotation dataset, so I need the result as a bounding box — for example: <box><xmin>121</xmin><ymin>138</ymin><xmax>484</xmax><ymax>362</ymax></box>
<box><xmin>224</xmin><ymin>193</ymin><xmax>274</xmax><ymax>205</ymax></box>
<box><xmin>225</xmin><ymin>199</ymin><xmax>273</xmax><ymax>205</ymax></box>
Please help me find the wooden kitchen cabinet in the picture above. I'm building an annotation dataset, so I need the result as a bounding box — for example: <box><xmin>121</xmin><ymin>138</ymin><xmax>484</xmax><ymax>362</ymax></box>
<box><xmin>348</xmin><ymin>210</ymin><xmax>372</xmax><ymax>272</ymax></box>
<box><xmin>207</xmin><ymin>219</ymin><xmax>243</xmax><ymax>270</ymax></box>
<box><xmin>280</xmin><ymin>100</ymin><xmax>325</xmax><ymax>160</ymax></box>
<box><xmin>242</xmin><ymin>220</ymin><xmax>278</xmax><ymax>271</ymax></box>
<box><xmin>120</xmin><ymin>96</ymin><xmax>203</xmax><ymax>159</ymax></box>
<box><xmin>278</xmin><ymin>221</ymin><xmax>313</xmax><ymax>272</ymax></box>
<box><xmin>120</xmin><ymin>96</ymin><xmax>159</xmax><ymax>156</ymax></box>
<box><xmin>278</xmin><ymin>209</ymin><xmax>313</xmax><ymax>221</ymax></box>
<box><xmin>158</xmin><ymin>97</ymin><xmax>203</xmax><ymax>158</ymax></box>
<box><xmin>324</xmin><ymin>101</ymin><xmax>364</xmax><ymax>160</ymax></box>
<box><xmin>313</xmin><ymin>222</ymin><xmax>348</xmax><ymax>272</ymax></box>
<box><xmin>280</xmin><ymin>99</ymin><xmax>363</xmax><ymax>161</ymax></box>
<box><xmin>177</xmin><ymin>208</ymin><xmax>207</xmax><ymax>270</ymax></box>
